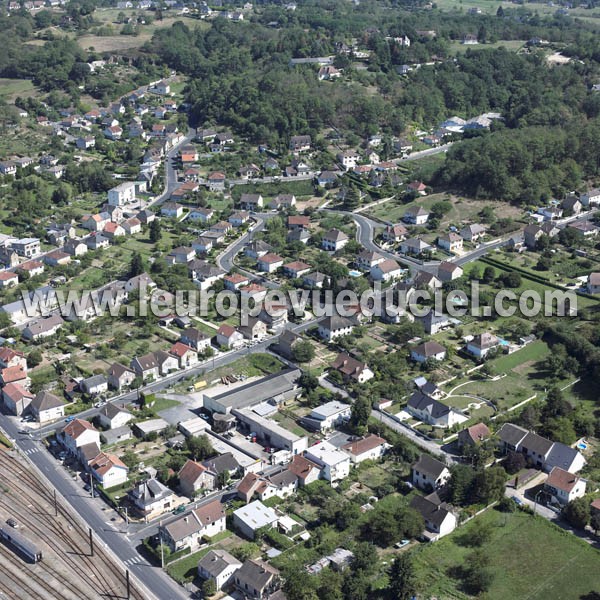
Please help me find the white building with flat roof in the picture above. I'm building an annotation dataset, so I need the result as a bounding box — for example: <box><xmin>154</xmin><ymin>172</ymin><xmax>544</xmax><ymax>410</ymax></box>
<box><xmin>233</xmin><ymin>500</ymin><xmax>278</xmax><ymax>540</ymax></box>
<box><xmin>304</xmin><ymin>441</ymin><xmax>351</xmax><ymax>483</ymax></box>
<box><xmin>108</xmin><ymin>181</ymin><xmax>137</xmax><ymax>206</ymax></box>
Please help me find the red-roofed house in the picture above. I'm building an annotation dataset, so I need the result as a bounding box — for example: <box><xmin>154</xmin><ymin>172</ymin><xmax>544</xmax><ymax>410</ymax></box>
<box><xmin>331</xmin><ymin>353</ymin><xmax>374</xmax><ymax>384</ymax></box>
<box><xmin>544</xmin><ymin>466</ymin><xmax>586</xmax><ymax>505</ymax></box>
<box><xmin>257</xmin><ymin>253</ymin><xmax>284</xmax><ymax>273</ymax></box>
<box><xmin>57</xmin><ymin>419</ymin><xmax>100</xmax><ymax>457</ymax></box>
<box><xmin>224</xmin><ymin>273</ymin><xmax>250</xmax><ymax>291</ymax></box>
<box><xmin>0</xmin><ymin>366</ymin><xmax>30</xmax><ymax>387</ymax></box>
<box><xmin>342</xmin><ymin>434</ymin><xmax>389</xmax><ymax>463</ymax></box>
<box><xmin>0</xmin><ymin>271</ymin><xmax>18</xmax><ymax>288</ymax></box>
<box><xmin>89</xmin><ymin>452</ymin><xmax>129</xmax><ymax>488</ymax></box>
<box><xmin>179</xmin><ymin>459</ymin><xmax>214</xmax><ymax>497</ymax></box>
<box><xmin>103</xmin><ymin>222</ymin><xmax>125</xmax><ymax>239</ymax></box>
<box><xmin>169</xmin><ymin>342</ymin><xmax>198</xmax><ymax>368</ymax></box>
<box><xmin>216</xmin><ymin>324</ymin><xmax>244</xmax><ymax>349</ymax></box>
<box><xmin>2</xmin><ymin>382</ymin><xmax>34</xmax><ymax>416</ymax></box>
<box><xmin>0</xmin><ymin>348</ymin><xmax>26</xmax><ymax>370</ymax></box>
<box><xmin>283</xmin><ymin>261</ymin><xmax>311</xmax><ymax>278</ymax></box>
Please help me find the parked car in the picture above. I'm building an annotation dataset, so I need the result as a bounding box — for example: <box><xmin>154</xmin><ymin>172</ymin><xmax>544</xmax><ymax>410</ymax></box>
<box><xmin>172</xmin><ymin>505</ymin><xmax>185</xmax><ymax>515</ymax></box>
<box><xmin>6</xmin><ymin>518</ymin><xmax>18</xmax><ymax>528</ymax></box>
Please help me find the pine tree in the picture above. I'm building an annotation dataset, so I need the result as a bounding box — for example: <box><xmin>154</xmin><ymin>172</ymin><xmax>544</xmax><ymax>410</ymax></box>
<box><xmin>149</xmin><ymin>219</ymin><xmax>162</xmax><ymax>243</ymax></box>
<box><xmin>388</xmin><ymin>554</ymin><xmax>416</xmax><ymax>600</ymax></box>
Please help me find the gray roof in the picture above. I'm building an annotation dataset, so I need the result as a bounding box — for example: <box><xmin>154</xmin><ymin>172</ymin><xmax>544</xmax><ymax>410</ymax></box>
<box><xmin>407</xmin><ymin>391</ymin><xmax>450</xmax><ymax>419</ymax></box>
<box><xmin>130</xmin><ymin>478</ymin><xmax>173</xmax><ymax>507</ymax></box>
<box><xmin>269</xmin><ymin>469</ymin><xmax>298</xmax><ymax>488</ymax></box>
<box><xmin>498</xmin><ymin>423</ymin><xmax>528</xmax><ymax>448</ymax></box>
<box><xmin>412</xmin><ymin>454</ymin><xmax>448</xmax><ymax>479</ymax></box>
<box><xmin>319</xmin><ymin>315</ymin><xmax>354</xmax><ymax>332</ymax></box>
<box><xmin>521</xmin><ymin>431</ymin><xmax>554</xmax><ymax>456</ymax></box>
<box><xmin>198</xmin><ymin>549</ymin><xmax>241</xmax><ymax>578</ymax></box>
<box><xmin>235</xmin><ymin>559</ymin><xmax>279</xmax><ymax>593</ymax></box>
<box><xmin>82</xmin><ymin>374</ymin><xmax>107</xmax><ymax>388</ymax></box>
<box><xmin>202</xmin><ymin>452</ymin><xmax>239</xmax><ymax>475</ymax></box>
<box><xmin>410</xmin><ymin>493</ymin><xmax>453</xmax><ymax>528</ymax></box>
<box><xmin>99</xmin><ymin>403</ymin><xmax>130</xmax><ymax>420</ymax></box>
<box><xmin>31</xmin><ymin>390</ymin><xmax>64</xmax><ymax>411</ymax></box>
<box><xmin>545</xmin><ymin>443</ymin><xmax>584</xmax><ymax>472</ymax></box>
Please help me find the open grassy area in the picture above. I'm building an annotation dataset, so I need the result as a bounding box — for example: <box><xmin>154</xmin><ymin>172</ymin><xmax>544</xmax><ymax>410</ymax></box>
<box><xmin>0</xmin><ymin>78</ymin><xmax>36</xmax><ymax>101</ymax></box>
<box><xmin>413</xmin><ymin>509</ymin><xmax>600</xmax><ymax>599</ymax></box>
<box><xmin>449</xmin><ymin>39</ymin><xmax>527</xmax><ymax>54</ymax></box>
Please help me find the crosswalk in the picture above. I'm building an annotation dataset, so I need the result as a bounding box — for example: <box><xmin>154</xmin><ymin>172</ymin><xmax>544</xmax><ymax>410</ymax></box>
<box><xmin>123</xmin><ymin>555</ymin><xmax>145</xmax><ymax>567</ymax></box>
<box><xmin>23</xmin><ymin>448</ymin><xmax>40</xmax><ymax>455</ymax></box>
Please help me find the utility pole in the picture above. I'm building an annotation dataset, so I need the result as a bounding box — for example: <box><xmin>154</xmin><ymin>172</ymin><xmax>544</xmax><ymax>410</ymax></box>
<box><xmin>88</xmin><ymin>527</ymin><xmax>94</xmax><ymax>557</ymax></box>
<box><xmin>54</xmin><ymin>489</ymin><xmax>58</xmax><ymax>517</ymax></box>
<box><xmin>159</xmin><ymin>521</ymin><xmax>164</xmax><ymax>569</ymax></box>
<box><xmin>125</xmin><ymin>569</ymin><xmax>130</xmax><ymax>600</ymax></box>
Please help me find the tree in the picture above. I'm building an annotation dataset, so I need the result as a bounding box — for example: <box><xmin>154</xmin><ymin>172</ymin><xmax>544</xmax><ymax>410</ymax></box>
<box><xmin>590</xmin><ymin>511</ymin><xmax>600</xmax><ymax>535</ymax></box>
<box><xmin>504</xmin><ymin>450</ymin><xmax>526</xmax><ymax>474</ymax></box>
<box><xmin>129</xmin><ymin>252</ymin><xmax>144</xmax><ymax>277</ymax></box>
<box><xmin>472</xmin><ymin>466</ymin><xmax>506</xmax><ymax>504</ymax></box>
<box><xmin>27</xmin><ymin>349</ymin><xmax>43</xmax><ymax>368</ymax></box>
<box><xmin>149</xmin><ymin>219</ymin><xmax>162</xmax><ymax>243</ymax></box>
<box><xmin>283</xmin><ymin>569</ymin><xmax>318</xmax><ymax>600</ymax></box>
<box><xmin>121</xmin><ymin>450</ymin><xmax>139</xmax><ymax>470</ymax></box>
<box><xmin>350</xmin><ymin>396</ymin><xmax>371</xmax><ymax>435</ymax></box>
<box><xmin>291</xmin><ymin>340</ymin><xmax>315</xmax><ymax>363</ymax></box>
<box><xmin>185</xmin><ymin>434</ymin><xmax>213</xmax><ymax>461</ymax></box>
<box><xmin>344</xmin><ymin>186</ymin><xmax>361</xmax><ymax>211</ymax></box>
<box><xmin>202</xmin><ymin>578</ymin><xmax>216</xmax><ymax>597</ymax></box>
<box><xmin>298</xmin><ymin>372</ymin><xmax>318</xmax><ymax>392</ymax></box>
<box><xmin>449</xmin><ymin>464</ymin><xmax>475</xmax><ymax>505</ymax></box>
<box><xmin>564</xmin><ymin>497</ymin><xmax>590</xmax><ymax>530</ymax></box>
<box><xmin>482</xmin><ymin>266</ymin><xmax>496</xmax><ymax>283</ymax></box>
<box><xmin>388</xmin><ymin>554</ymin><xmax>416</xmax><ymax>600</ymax></box>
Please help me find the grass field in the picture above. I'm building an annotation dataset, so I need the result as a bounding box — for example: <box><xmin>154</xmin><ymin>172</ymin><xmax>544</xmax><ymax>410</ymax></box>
<box><xmin>413</xmin><ymin>509</ymin><xmax>600</xmax><ymax>599</ymax></box>
<box><xmin>448</xmin><ymin>39</ymin><xmax>527</xmax><ymax>54</ymax></box>
<box><xmin>0</xmin><ymin>78</ymin><xmax>36</xmax><ymax>101</ymax></box>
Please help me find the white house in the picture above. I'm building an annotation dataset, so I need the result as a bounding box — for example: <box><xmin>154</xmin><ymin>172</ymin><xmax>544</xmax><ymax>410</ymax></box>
<box><xmin>370</xmin><ymin>258</ymin><xmax>403</xmax><ymax>282</ymax></box>
<box><xmin>544</xmin><ymin>467</ymin><xmax>587</xmax><ymax>505</ymax></box>
<box><xmin>233</xmin><ymin>500</ymin><xmax>279</xmax><ymax>540</ymax></box>
<box><xmin>89</xmin><ymin>452</ymin><xmax>129</xmax><ymax>488</ymax></box>
<box><xmin>410</xmin><ymin>341</ymin><xmax>446</xmax><ymax>364</ymax></box>
<box><xmin>587</xmin><ymin>273</ymin><xmax>600</xmax><ymax>294</ymax></box>
<box><xmin>108</xmin><ymin>182</ymin><xmax>136</xmax><ymax>206</ymax></box>
<box><xmin>305</xmin><ymin>441</ymin><xmax>351</xmax><ymax>483</ymax></box>
<box><xmin>403</xmin><ymin>206</ymin><xmax>429</xmax><ymax>225</ymax></box>
<box><xmin>321</xmin><ymin>229</ymin><xmax>349</xmax><ymax>252</ymax></box>
<box><xmin>29</xmin><ymin>391</ymin><xmax>65</xmax><ymax>423</ymax></box>
<box><xmin>302</xmin><ymin>401</ymin><xmax>351</xmax><ymax>432</ymax></box>
<box><xmin>342</xmin><ymin>434</ymin><xmax>388</xmax><ymax>464</ymax></box>
<box><xmin>411</xmin><ymin>454</ymin><xmax>451</xmax><ymax>491</ymax></box>
<box><xmin>410</xmin><ymin>493</ymin><xmax>457</xmax><ymax>540</ymax></box>
<box><xmin>406</xmin><ymin>391</ymin><xmax>466</xmax><ymax>428</ymax></box>
<box><xmin>438</xmin><ymin>232</ymin><xmax>463</xmax><ymax>253</ymax></box>
<box><xmin>98</xmin><ymin>403</ymin><xmax>133</xmax><ymax>429</ymax></box>
<box><xmin>198</xmin><ymin>549</ymin><xmax>242</xmax><ymax>591</ymax></box>
<box><xmin>466</xmin><ymin>332</ymin><xmax>500</xmax><ymax>359</ymax></box>
<box><xmin>581</xmin><ymin>188</ymin><xmax>600</xmax><ymax>206</ymax></box>
<box><xmin>57</xmin><ymin>418</ymin><xmax>101</xmax><ymax>457</ymax></box>
<box><xmin>216</xmin><ymin>324</ymin><xmax>245</xmax><ymax>349</ymax></box>
<box><xmin>317</xmin><ymin>315</ymin><xmax>354</xmax><ymax>342</ymax></box>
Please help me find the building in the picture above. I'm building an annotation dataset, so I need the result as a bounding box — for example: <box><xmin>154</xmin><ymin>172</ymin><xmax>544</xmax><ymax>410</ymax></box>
<box><xmin>11</xmin><ymin>238</ymin><xmax>40</xmax><ymax>258</ymax></box>
<box><xmin>80</xmin><ymin>374</ymin><xmax>108</xmax><ymax>396</ymax></box>
<box><xmin>58</xmin><ymin>418</ymin><xmax>100</xmax><ymax>457</ymax></box>
<box><xmin>29</xmin><ymin>391</ymin><xmax>65</xmax><ymax>423</ymax></box>
<box><xmin>460</xmin><ymin>223</ymin><xmax>487</xmax><ymax>242</ymax></box>
<box><xmin>438</xmin><ymin>261</ymin><xmax>463</xmax><ymax>282</ymax></box>
<box><xmin>257</xmin><ymin>253</ymin><xmax>284</xmax><ymax>273</ymax></box>
<box><xmin>239</xmin><ymin>194</ymin><xmax>263</xmax><ymax>211</ymax></box>
<box><xmin>107</xmin><ymin>362</ymin><xmax>136</xmax><ymax>391</ymax></box>
<box><xmin>2</xmin><ymin>382</ymin><xmax>34</xmax><ymax>416</ymax></box>
<box><xmin>409</xmin><ymin>492</ymin><xmax>457</xmax><ymax>540</ymax></box>
<box><xmin>283</xmin><ymin>261</ymin><xmax>311</xmax><ymax>279</ymax></box>
<box><xmin>180</xmin><ymin>328</ymin><xmax>212</xmax><ymax>352</ymax></box>
<box><xmin>399</xmin><ymin>237</ymin><xmax>431</xmax><ymax>256</ymax></box>
<box><xmin>342</xmin><ymin>434</ymin><xmax>388</xmax><ymax>464</ymax></box>
<box><xmin>22</xmin><ymin>314</ymin><xmax>64</xmax><ymax>341</ymax></box>
<box><xmin>382</xmin><ymin>224</ymin><xmax>408</xmax><ymax>243</ymax></box>
<box><xmin>587</xmin><ymin>273</ymin><xmax>600</xmax><ymax>294</ymax></box>
<box><xmin>544</xmin><ymin>467</ymin><xmax>587</xmax><ymax>506</ymax></box>
<box><xmin>300</xmin><ymin>401</ymin><xmax>351</xmax><ymax>432</ymax></box>
<box><xmin>411</xmin><ymin>454</ymin><xmax>451</xmax><ymax>491</ymax></box>
<box><xmin>580</xmin><ymin>188</ymin><xmax>600</xmax><ymax>206</ymax></box>
<box><xmin>89</xmin><ymin>453</ymin><xmax>129</xmax><ymax>488</ymax></box>
<box><xmin>161</xmin><ymin>500</ymin><xmax>226</xmax><ymax>552</ymax></box>
<box><xmin>370</xmin><ymin>258</ymin><xmax>403</xmax><ymax>282</ymax></box>
<box><xmin>410</xmin><ymin>341</ymin><xmax>446</xmax><ymax>364</ymax></box>
<box><xmin>321</xmin><ymin>229</ymin><xmax>349</xmax><ymax>252</ymax></box>
<box><xmin>198</xmin><ymin>549</ymin><xmax>242</xmax><ymax>591</ymax></box>
<box><xmin>203</xmin><ymin>369</ymin><xmax>301</xmax><ymax>414</ymax></box>
<box><xmin>438</xmin><ymin>232</ymin><xmax>463</xmax><ymax>253</ymax></box>
<box><xmin>129</xmin><ymin>479</ymin><xmax>175</xmax><ymax>518</ymax></box>
<box><xmin>169</xmin><ymin>342</ymin><xmax>198</xmax><ymax>369</ymax></box>
<box><xmin>0</xmin><ymin>271</ymin><xmax>18</xmax><ymax>288</ymax></box>
<box><xmin>130</xmin><ymin>353</ymin><xmax>160</xmax><ymax>381</ymax></box>
<box><xmin>457</xmin><ymin>423</ymin><xmax>491</xmax><ymax>449</ymax></box>
<box><xmin>108</xmin><ymin>182</ymin><xmax>136</xmax><ymax>206</ymax></box>
<box><xmin>305</xmin><ymin>441</ymin><xmax>351</xmax><ymax>483</ymax></box>
<box><xmin>290</xmin><ymin>135</ymin><xmax>311</xmax><ymax>153</ymax></box>
<box><xmin>317</xmin><ymin>315</ymin><xmax>354</xmax><ymax>342</ymax></box>
<box><xmin>331</xmin><ymin>353</ymin><xmax>374</xmax><ymax>384</ymax></box>
<box><xmin>403</xmin><ymin>206</ymin><xmax>429</xmax><ymax>225</ymax></box>
<box><xmin>216</xmin><ymin>324</ymin><xmax>245</xmax><ymax>349</ymax></box>
<box><xmin>406</xmin><ymin>391</ymin><xmax>465</xmax><ymax>428</ymax></box>
<box><xmin>233</xmin><ymin>501</ymin><xmax>279</xmax><ymax>540</ymax></box>
<box><xmin>98</xmin><ymin>403</ymin><xmax>133</xmax><ymax>430</ymax></box>
<box><xmin>233</xmin><ymin>559</ymin><xmax>281</xmax><ymax>599</ymax></box>
<box><xmin>466</xmin><ymin>332</ymin><xmax>500</xmax><ymax>359</ymax></box>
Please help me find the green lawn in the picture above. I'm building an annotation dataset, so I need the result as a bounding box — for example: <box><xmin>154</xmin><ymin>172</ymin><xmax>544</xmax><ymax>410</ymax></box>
<box><xmin>0</xmin><ymin>78</ymin><xmax>36</xmax><ymax>100</ymax></box>
<box><xmin>166</xmin><ymin>547</ymin><xmax>211</xmax><ymax>584</ymax></box>
<box><xmin>413</xmin><ymin>509</ymin><xmax>600</xmax><ymax>600</ymax></box>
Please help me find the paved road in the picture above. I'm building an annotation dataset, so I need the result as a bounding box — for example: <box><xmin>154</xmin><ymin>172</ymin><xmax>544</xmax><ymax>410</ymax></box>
<box><xmin>396</xmin><ymin>142</ymin><xmax>454</xmax><ymax>163</ymax></box>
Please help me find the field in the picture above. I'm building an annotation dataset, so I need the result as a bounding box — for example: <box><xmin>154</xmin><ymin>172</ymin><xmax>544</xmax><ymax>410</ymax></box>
<box><xmin>0</xmin><ymin>78</ymin><xmax>36</xmax><ymax>101</ymax></box>
<box><xmin>413</xmin><ymin>509</ymin><xmax>600</xmax><ymax>599</ymax></box>
<box><xmin>449</xmin><ymin>39</ymin><xmax>527</xmax><ymax>54</ymax></box>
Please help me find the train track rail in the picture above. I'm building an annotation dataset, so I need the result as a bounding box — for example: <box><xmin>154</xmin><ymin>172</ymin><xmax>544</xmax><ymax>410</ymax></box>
<box><xmin>0</xmin><ymin>449</ymin><xmax>146</xmax><ymax>600</ymax></box>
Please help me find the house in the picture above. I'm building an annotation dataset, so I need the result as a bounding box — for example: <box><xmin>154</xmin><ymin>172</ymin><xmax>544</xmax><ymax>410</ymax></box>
<box><xmin>562</xmin><ymin>196</ymin><xmax>582</xmax><ymax>215</ymax></box>
<box><xmin>229</xmin><ymin>211</ymin><xmax>250</xmax><ymax>227</ymax></box>
<box><xmin>239</xmin><ymin>194</ymin><xmax>263</xmax><ymax>211</ymax></box>
<box><xmin>206</xmin><ymin>172</ymin><xmax>226</xmax><ymax>191</ymax></box>
<box><xmin>406</xmin><ymin>391</ymin><xmax>465</xmax><ymax>428</ymax></box>
<box><xmin>233</xmin><ymin>559</ymin><xmax>281</xmax><ymax>600</ymax></box>
<box><xmin>587</xmin><ymin>273</ymin><xmax>600</xmax><ymax>294</ymax></box>
<box><xmin>321</xmin><ymin>229</ymin><xmax>349</xmax><ymax>252</ymax></box>
<box><xmin>457</xmin><ymin>423</ymin><xmax>491</xmax><ymax>449</ymax></box>
<box><xmin>287</xmin><ymin>454</ymin><xmax>321</xmax><ymax>486</ymax></box>
<box><xmin>233</xmin><ymin>500</ymin><xmax>279</xmax><ymax>540</ymax></box>
<box><xmin>216</xmin><ymin>324</ymin><xmax>245</xmax><ymax>349</ymax></box>
<box><xmin>240</xmin><ymin>317</ymin><xmax>268</xmax><ymax>341</ymax></box>
<box><xmin>82</xmin><ymin>213</ymin><xmax>109</xmax><ymax>233</ymax></box>
<box><xmin>316</xmin><ymin>171</ymin><xmax>339</xmax><ymax>186</ymax></box>
<box><xmin>287</xmin><ymin>215</ymin><xmax>310</xmax><ymax>231</ymax></box>
<box><xmin>89</xmin><ymin>453</ymin><xmax>129</xmax><ymax>488</ymax></box>
<box><xmin>107</xmin><ymin>362</ymin><xmax>136</xmax><ymax>391</ymax></box>
<box><xmin>154</xmin><ymin>350</ymin><xmax>179</xmax><ymax>376</ymax></box>
<box><xmin>29</xmin><ymin>390</ymin><xmax>65</xmax><ymax>423</ymax></box>
<box><xmin>580</xmin><ymin>188</ymin><xmax>600</xmax><ymax>206</ymax></box>
<box><xmin>466</xmin><ymin>332</ymin><xmax>501</xmax><ymax>359</ymax></box>
<box><xmin>403</xmin><ymin>206</ymin><xmax>429</xmax><ymax>225</ymax></box>
<box><xmin>289</xmin><ymin>135</ymin><xmax>311</xmax><ymax>153</ymax></box>
<box><xmin>43</xmin><ymin>250</ymin><xmax>71</xmax><ymax>267</ymax></box>
<box><xmin>245</xmin><ymin>240</ymin><xmax>272</xmax><ymax>259</ymax></box>
<box><xmin>331</xmin><ymin>352</ymin><xmax>374</xmax><ymax>384</ymax></box>
<box><xmin>305</xmin><ymin>441</ymin><xmax>351</xmax><ymax>483</ymax></box>
<box><xmin>568</xmin><ymin>221</ymin><xmax>598</xmax><ymax>237</ymax></box>
<box><xmin>382</xmin><ymin>224</ymin><xmax>408</xmax><ymax>243</ymax></box>
<box><xmin>537</xmin><ymin>206</ymin><xmax>563</xmax><ymax>221</ymax></box>
<box><xmin>189</xmin><ymin>208</ymin><xmax>215</xmax><ymax>224</ymax></box>
<box><xmin>356</xmin><ymin>250</ymin><xmax>384</xmax><ymax>271</ymax></box>
<box><xmin>287</xmin><ymin>228</ymin><xmax>311</xmax><ymax>245</ymax></box>
<box><xmin>192</xmin><ymin>237</ymin><xmax>214</xmax><ymax>254</ymax></box>
<box><xmin>460</xmin><ymin>223</ymin><xmax>487</xmax><ymax>242</ymax></box>
<box><xmin>236</xmin><ymin>471</ymin><xmax>297</xmax><ymax>503</ymax></box>
<box><xmin>399</xmin><ymin>238</ymin><xmax>431</xmax><ymax>256</ymax></box>
<box><xmin>410</xmin><ymin>341</ymin><xmax>446</xmax><ymax>363</ymax></box>
<box><xmin>407</xmin><ymin>181</ymin><xmax>427</xmax><ymax>195</ymax></box>
<box><xmin>11</xmin><ymin>238</ymin><xmax>40</xmax><ymax>258</ymax></box>
<box><xmin>2</xmin><ymin>382</ymin><xmax>34</xmax><ymax>416</ymax></box>
<box><xmin>544</xmin><ymin>467</ymin><xmax>586</xmax><ymax>505</ymax></box>
<box><xmin>438</xmin><ymin>261</ymin><xmax>463</xmax><ymax>282</ymax></box>
<box><xmin>98</xmin><ymin>403</ymin><xmax>133</xmax><ymax>430</ymax></box>
<box><xmin>180</xmin><ymin>327</ymin><xmax>212</xmax><ymax>352</ymax></box>
<box><xmin>410</xmin><ymin>493</ymin><xmax>457</xmax><ymax>540</ymax></box>
<box><xmin>319</xmin><ymin>65</ymin><xmax>341</xmax><ymax>80</ymax></box>
<box><xmin>0</xmin><ymin>348</ymin><xmax>26</xmax><ymax>370</ymax></box>
<box><xmin>86</xmin><ymin>234</ymin><xmax>110</xmax><ymax>251</ymax></box>
<box><xmin>283</xmin><ymin>261</ymin><xmax>311</xmax><ymax>278</ymax></box>
<box><xmin>337</xmin><ymin>150</ymin><xmax>360</xmax><ymax>171</ymax></box>
<box><xmin>169</xmin><ymin>342</ymin><xmax>198</xmax><ymax>368</ymax></box>
<box><xmin>169</xmin><ymin>246</ymin><xmax>195</xmax><ymax>264</ymax></box>
<box><xmin>202</xmin><ymin>453</ymin><xmax>240</xmax><ymax>483</ymax></box>
<box><xmin>122</xmin><ymin>218</ymin><xmax>142</xmax><ymax>235</ymax></box>
<box><xmin>178</xmin><ymin>460</ymin><xmax>216</xmax><ymax>497</ymax></box>
<box><xmin>104</xmin><ymin>125</ymin><xmax>123</xmax><ymax>140</ymax></box>
<box><xmin>63</xmin><ymin>240</ymin><xmax>87</xmax><ymax>257</ymax></box>
<box><xmin>130</xmin><ymin>353</ymin><xmax>160</xmax><ymax>381</ymax></box>
<box><xmin>198</xmin><ymin>549</ymin><xmax>242</xmax><ymax>591</ymax></box>
<box><xmin>370</xmin><ymin>259</ymin><xmax>403</xmax><ymax>282</ymax></box>
<box><xmin>129</xmin><ymin>479</ymin><xmax>175</xmax><ymax>518</ymax></box>
<box><xmin>0</xmin><ymin>161</ymin><xmax>17</xmax><ymax>176</ymax></box>
<box><xmin>102</xmin><ymin>222</ymin><xmax>125</xmax><ymax>240</ymax></box>
<box><xmin>257</xmin><ymin>253</ymin><xmax>284</xmax><ymax>273</ymax></box>
<box><xmin>222</xmin><ymin>273</ymin><xmax>249</xmax><ymax>292</ymax></box>
<box><xmin>22</xmin><ymin>314</ymin><xmax>64</xmax><ymax>341</ymax></box>
<box><xmin>0</xmin><ymin>271</ymin><xmax>18</xmax><ymax>288</ymax></box>
<box><xmin>438</xmin><ymin>233</ymin><xmax>463</xmax><ymax>253</ymax></box>
<box><xmin>80</xmin><ymin>374</ymin><xmax>108</xmax><ymax>396</ymax></box>
<box><xmin>462</xmin><ymin>34</ymin><xmax>478</xmax><ymax>44</ymax></box>
<box><xmin>411</xmin><ymin>454</ymin><xmax>451</xmax><ymax>491</ymax></box>
<box><xmin>0</xmin><ymin>365</ymin><xmax>29</xmax><ymax>388</ymax></box>
<box><xmin>302</xmin><ymin>271</ymin><xmax>328</xmax><ymax>289</ymax></box>
<box><xmin>108</xmin><ymin>182</ymin><xmax>136</xmax><ymax>206</ymax></box>
<box><xmin>57</xmin><ymin>419</ymin><xmax>100</xmax><ymax>457</ymax></box>
<box><xmin>16</xmin><ymin>260</ymin><xmax>44</xmax><ymax>278</ymax></box>
<box><xmin>342</xmin><ymin>434</ymin><xmax>388</xmax><ymax>464</ymax></box>
<box><xmin>270</xmin><ymin>194</ymin><xmax>296</xmax><ymax>210</ymax></box>
<box><xmin>161</xmin><ymin>203</ymin><xmax>184</xmax><ymax>218</ymax></box>
<box><xmin>300</xmin><ymin>400</ymin><xmax>351</xmax><ymax>433</ymax></box>
<box><xmin>317</xmin><ymin>315</ymin><xmax>354</xmax><ymax>341</ymax></box>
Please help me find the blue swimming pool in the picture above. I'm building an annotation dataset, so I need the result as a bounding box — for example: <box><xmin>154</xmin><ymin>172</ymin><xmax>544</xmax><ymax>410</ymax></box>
<box><xmin>349</xmin><ymin>270</ymin><xmax>362</xmax><ymax>277</ymax></box>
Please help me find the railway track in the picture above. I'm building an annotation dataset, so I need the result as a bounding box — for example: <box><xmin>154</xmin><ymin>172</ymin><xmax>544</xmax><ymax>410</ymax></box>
<box><xmin>0</xmin><ymin>449</ymin><xmax>146</xmax><ymax>600</ymax></box>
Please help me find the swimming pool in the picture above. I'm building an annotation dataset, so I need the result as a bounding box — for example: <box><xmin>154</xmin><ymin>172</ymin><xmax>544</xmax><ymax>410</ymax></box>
<box><xmin>348</xmin><ymin>270</ymin><xmax>362</xmax><ymax>277</ymax></box>
<box><xmin>578</xmin><ymin>440</ymin><xmax>588</xmax><ymax>450</ymax></box>
<box><xmin>498</xmin><ymin>338</ymin><xmax>510</xmax><ymax>346</ymax></box>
